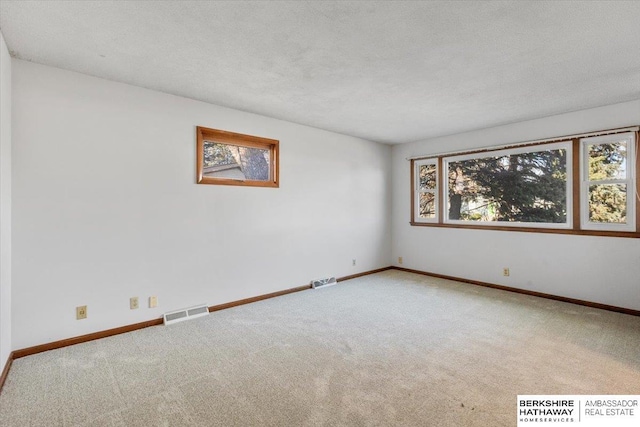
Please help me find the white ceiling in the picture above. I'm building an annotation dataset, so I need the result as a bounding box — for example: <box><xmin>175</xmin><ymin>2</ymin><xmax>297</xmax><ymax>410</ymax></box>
<box><xmin>1</xmin><ymin>1</ymin><xmax>639</xmax><ymax>144</ymax></box>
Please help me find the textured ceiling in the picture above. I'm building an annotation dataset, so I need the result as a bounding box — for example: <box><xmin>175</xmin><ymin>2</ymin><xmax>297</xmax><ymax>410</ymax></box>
<box><xmin>1</xmin><ymin>1</ymin><xmax>639</xmax><ymax>144</ymax></box>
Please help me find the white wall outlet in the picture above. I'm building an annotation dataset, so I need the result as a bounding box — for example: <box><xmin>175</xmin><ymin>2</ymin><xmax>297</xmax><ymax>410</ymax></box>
<box><xmin>149</xmin><ymin>296</ymin><xmax>157</xmax><ymax>308</ymax></box>
<box><xmin>503</xmin><ymin>268</ymin><xmax>510</xmax><ymax>277</ymax></box>
<box><xmin>130</xmin><ymin>297</ymin><xmax>139</xmax><ymax>309</ymax></box>
<box><xmin>352</xmin><ymin>259</ymin><xmax>356</xmax><ymax>266</ymax></box>
<box><xmin>398</xmin><ymin>256</ymin><xmax>403</xmax><ymax>264</ymax></box>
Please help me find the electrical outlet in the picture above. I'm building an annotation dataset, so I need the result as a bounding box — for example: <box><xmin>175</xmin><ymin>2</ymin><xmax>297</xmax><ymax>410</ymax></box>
<box><xmin>149</xmin><ymin>296</ymin><xmax>157</xmax><ymax>308</ymax></box>
<box><xmin>352</xmin><ymin>259</ymin><xmax>356</xmax><ymax>266</ymax></box>
<box><xmin>398</xmin><ymin>256</ymin><xmax>403</xmax><ymax>265</ymax></box>
<box><xmin>76</xmin><ymin>305</ymin><xmax>87</xmax><ymax>320</ymax></box>
<box><xmin>130</xmin><ymin>297</ymin><xmax>139</xmax><ymax>310</ymax></box>
<box><xmin>503</xmin><ymin>268</ymin><xmax>510</xmax><ymax>277</ymax></box>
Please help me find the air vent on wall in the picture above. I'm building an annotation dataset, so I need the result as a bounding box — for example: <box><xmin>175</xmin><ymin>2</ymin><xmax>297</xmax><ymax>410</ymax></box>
<box><xmin>163</xmin><ymin>304</ymin><xmax>209</xmax><ymax>325</ymax></box>
<box><xmin>311</xmin><ymin>277</ymin><xmax>337</xmax><ymax>289</ymax></box>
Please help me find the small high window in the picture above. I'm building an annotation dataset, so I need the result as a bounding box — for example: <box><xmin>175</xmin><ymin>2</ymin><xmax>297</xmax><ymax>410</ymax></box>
<box><xmin>197</xmin><ymin>126</ymin><xmax>279</xmax><ymax>188</ymax></box>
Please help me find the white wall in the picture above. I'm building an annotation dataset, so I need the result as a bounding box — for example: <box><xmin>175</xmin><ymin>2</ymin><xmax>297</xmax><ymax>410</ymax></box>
<box><xmin>0</xmin><ymin>32</ymin><xmax>12</xmax><ymax>369</ymax></box>
<box><xmin>10</xmin><ymin>57</ymin><xmax>638</xmax><ymax>352</ymax></box>
<box><xmin>392</xmin><ymin>100</ymin><xmax>640</xmax><ymax>311</ymax></box>
<box><xmin>11</xmin><ymin>60</ymin><xmax>392</xmax><ymax>349</ymax></box>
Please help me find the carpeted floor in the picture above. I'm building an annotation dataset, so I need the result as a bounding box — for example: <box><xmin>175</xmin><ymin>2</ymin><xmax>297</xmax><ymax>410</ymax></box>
<box><xmin>0</xmin><ymin>270</ymin><xmax>639</xmax><ymax>426</ymax></box>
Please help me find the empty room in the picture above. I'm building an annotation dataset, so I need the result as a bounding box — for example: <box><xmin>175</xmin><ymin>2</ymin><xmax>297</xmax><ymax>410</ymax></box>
<box><xmin>0</xmin><ymin>1</ymin><xmax>639</xmax><ymax>426</ymax></box>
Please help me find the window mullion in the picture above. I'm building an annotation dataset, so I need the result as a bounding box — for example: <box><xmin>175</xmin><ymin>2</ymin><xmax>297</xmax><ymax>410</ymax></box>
<box><xmin>572</xmin><ymin>138</ymin><xmax>580</xmax><ymax>230</ymax></box>
<box><xmin>437</xmin><ymin>157</ymin><xmax>444</xmax><ymax>224</ymax></box>
<box><xmin>634</xmin><ymin>131</ymin><xmax>639</xmax><ymax>233</ymax></box>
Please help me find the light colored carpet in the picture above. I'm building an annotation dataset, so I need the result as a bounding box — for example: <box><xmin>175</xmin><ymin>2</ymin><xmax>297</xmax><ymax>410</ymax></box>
<box><xmin>0</xmin><ymin>270</ymin><xmax>639</xmax><ymax>426</ymax></box>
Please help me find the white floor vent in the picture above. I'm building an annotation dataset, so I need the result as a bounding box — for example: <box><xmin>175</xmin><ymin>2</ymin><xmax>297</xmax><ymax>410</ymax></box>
<box><xmin>163</xmin><ymin>304</ymin><xmax>209</xmax><ymax>325</ymax></box>
<box><xmin>311</xmin><ymin>277</ymin><xmax>337</xmax><ymax>289</ymax></box>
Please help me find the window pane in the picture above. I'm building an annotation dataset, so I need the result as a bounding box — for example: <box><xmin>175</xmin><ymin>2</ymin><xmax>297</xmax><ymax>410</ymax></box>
<box><xmin>447</xmin><ymin>148</ymin><xmax>567</xmax><ymax>223</ymax></box>
<box><xmin>419</xmin><ymin>164</ymin><xmax>437</xmax><ymax>191</ymax></box>
<box><xmin>203</xmin><ymin>141</ymin><xmax>270</xmax><ymax>181</ymax></box>
<box><xmin>588</xmin><ymin>142</ymin><xmax>627</xmax><ymax>181</ymax></box>
<box><xmin>419</xmin><ymin>192</ymin><xmax>436</xmax><ymax>219</ymax></box>
<box><xmin>588</xmin><ymin>184</ymin><xmax>627</xmax><ymax>223</ymax></box>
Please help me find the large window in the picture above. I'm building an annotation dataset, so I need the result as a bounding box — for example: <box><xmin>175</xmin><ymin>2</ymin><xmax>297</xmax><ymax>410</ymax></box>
<box><xmin>196</xmin><ymin>126</ymin><xmax>279</xmax><ymax>188</ymax></box>
<box><xmin>411</xmin><ymin>128</ymin><xmax>639</xmax><ymax>237</ymax></box>
<box><xmin>444</xmin><ymin>142</ymin><xmax>571</xmax><ymax>228</ymax></box>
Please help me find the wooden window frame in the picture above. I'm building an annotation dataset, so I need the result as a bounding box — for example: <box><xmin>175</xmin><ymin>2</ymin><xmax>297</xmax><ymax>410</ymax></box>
<box><xmin>196</xmin><ymin>126</ymin><xmax>279</xmax><ymax>188</ymax></box>
<box><xmin>410</xmin><ymin>127</ymin><xmax>640</xmax><ymax>238</ymax></box>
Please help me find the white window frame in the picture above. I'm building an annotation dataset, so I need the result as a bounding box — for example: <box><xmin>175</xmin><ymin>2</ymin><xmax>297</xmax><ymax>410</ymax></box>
<box><xmin>580</xmin><ymin>132</ymin><xmax>636</xmax><ymax>232</ymax></box>
<box><xmin>442</xmin><ymin>141</ymin><xmax>573</xmax><ymax>229</ymax></box>
<box><xmin>414</xmin><ymin>159</ymin><xmax>438</xmax><ymax>223</ymax></box>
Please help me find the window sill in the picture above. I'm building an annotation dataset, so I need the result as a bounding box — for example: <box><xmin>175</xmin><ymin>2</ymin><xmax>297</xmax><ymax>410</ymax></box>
<box><xmin>197</xmin><ymin>177</ymin><xmax>279</xmax><ymax>188</ymax></box>
<box><xmin>409</xmin><ymin>221</ymin><xmax>640</xmax><ymax>238</ymax></box>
